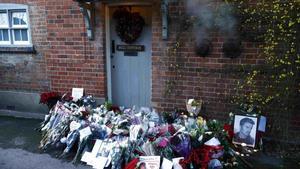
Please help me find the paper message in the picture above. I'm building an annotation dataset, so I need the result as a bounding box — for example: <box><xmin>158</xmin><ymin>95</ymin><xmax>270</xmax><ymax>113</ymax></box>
<box><xmin>79</xmin><ymin>126</ymin><xmax>92</xmax><ymax>140</ymax></box>
<box><xmin>81</xmin><ymin>151</ymin><xmax>93</xmax><ymax>164</ymax></box>
<box><xmin>139</xmin><ymin>156</ymin><xmax>160</xmax><ymax>169</ymax></box>
<box><xmin>91</xmin><ymin>139</ymin><xmax>103</xmax><ymax>156</ymax></box>
<box><xmin>172</xmin><ymin>157</ymin><xmax>184</xmax><ymax>169</ymax></box>
<box><xmin>258</xmin><ymin>115</ymin><xmax>267</xmax><ymax>132</ymax></box>
<box><xmin>161</xmin><ymin>158</ymin><xmax>173</xmax><ymax>169</ymax></box>
<box><xmin>72</xmin><ymin>88</ymin><xmax>84</xmax><ymax>101</ymax></box>
<box><xmin>91</xmin><ymin>156</ymin><xmax>108</xmax><ymax>169</ymax></box>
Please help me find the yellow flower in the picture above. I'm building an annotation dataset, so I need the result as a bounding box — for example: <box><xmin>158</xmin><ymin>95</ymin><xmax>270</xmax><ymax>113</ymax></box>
<box><xmin>197</xmin><ymin>116</ymin><xmax>204</xmax><ymax>126</ymax></box>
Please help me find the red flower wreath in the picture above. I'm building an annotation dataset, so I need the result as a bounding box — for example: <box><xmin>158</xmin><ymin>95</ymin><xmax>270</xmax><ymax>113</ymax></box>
<box><xmin>113</xmin><ymin>8</ymin><xmax>145</xmax><ymax>44</ymax></box>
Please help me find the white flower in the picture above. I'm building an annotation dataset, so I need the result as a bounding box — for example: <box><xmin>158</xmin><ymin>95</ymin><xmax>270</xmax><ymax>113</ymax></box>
<box><xmin>188</xmin><ymin>99</ymin><xmax>195</xmax><ymax>105</ymax></box>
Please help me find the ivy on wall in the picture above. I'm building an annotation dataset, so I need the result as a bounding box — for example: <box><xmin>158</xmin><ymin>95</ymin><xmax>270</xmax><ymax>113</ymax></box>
<box><xmin>226</xmin><ymin>0</ymin><xmax>300</xmax><ymax>141</ymax></box>
<box><xmin>164</xmin><ymin>14</ymin><xmax>194</xmax><ymax>96</ymax></box>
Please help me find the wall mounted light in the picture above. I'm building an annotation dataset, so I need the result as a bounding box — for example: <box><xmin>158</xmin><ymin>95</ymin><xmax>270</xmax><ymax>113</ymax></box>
<box><xmin>223</xmin><ymin>38</ymin><xmax>242</xmax><ymax>58</ymax></box>
<box><xmin>195</xmin><ymin>39</ymin><xmax>212</xmax><ymax>57</ymax></box>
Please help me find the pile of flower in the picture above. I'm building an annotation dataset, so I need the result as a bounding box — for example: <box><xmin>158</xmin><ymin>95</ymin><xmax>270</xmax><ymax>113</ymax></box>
<box><xmin>38</xmin><ymin>96</ymin><xmax>259</xmax><ymax>169</ymax></box>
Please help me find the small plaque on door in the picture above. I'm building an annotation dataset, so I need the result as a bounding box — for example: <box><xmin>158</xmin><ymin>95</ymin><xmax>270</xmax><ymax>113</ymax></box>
<box><xmin>124</xmin><ymin>51</ymin><xmax>138</xmax><ymax>56</ymax></box>
<box><xmin>117</xmin><ymin>45</ymin><xmax>145</xmax><ymax>52</ymax></box>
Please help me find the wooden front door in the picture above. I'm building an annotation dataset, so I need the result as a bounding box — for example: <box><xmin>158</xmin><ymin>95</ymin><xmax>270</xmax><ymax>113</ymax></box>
<box><xmin>109</xmin><ymin>6</ymin><xmax>152</xmax><ymax>108</ymax></box>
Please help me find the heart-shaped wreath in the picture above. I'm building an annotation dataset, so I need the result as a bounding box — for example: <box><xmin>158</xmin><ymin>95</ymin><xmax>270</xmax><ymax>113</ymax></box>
<box><xmin>113</xmin><ymin>8</ymin><xmax>145</xmax><ymax>44</ymax></box>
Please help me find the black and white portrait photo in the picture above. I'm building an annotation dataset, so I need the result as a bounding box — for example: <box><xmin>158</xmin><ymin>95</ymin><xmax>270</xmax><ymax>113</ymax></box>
<box><xmin>233</xmin><ymin>115</ymin><xmax>257</xmax><ymax>147</ymax></box>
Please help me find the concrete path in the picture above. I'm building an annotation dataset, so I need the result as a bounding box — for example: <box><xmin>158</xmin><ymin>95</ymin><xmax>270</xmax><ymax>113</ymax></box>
<box><xmin>0</xmin><ymin>116</ymin><xmax>91</xmax><ymax>169</ymax></box>
<box><xmin>0</xmin><ymin>148</ymin><xmax>91</xmax><ymax>169</ymax></box>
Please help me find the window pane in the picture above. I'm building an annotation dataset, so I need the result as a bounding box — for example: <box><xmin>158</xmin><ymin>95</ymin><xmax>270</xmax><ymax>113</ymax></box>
<box><xmin>13</xmin><ymin>17</ymin><xmax>20</xmax><ymax>25</ymax></box>
<box><xmin>14</xmin><ymin>29</ymin><xmax>21</xmax><ymax>41</ymax></box>
<box><xmin>0</xmin><ymin>12</ymin><xmax>8</xmax><ymax>27</ymax></box>
<box><xmin>21</xmin><ymin>29</ymin><xmax>28</xmax><ymax>41</ymax></box>
<box><xmin>12</xmin><ymin>12</ymin><xmax>27</xmax><ymax>26</ymax></box>
<box><xmin>0</xmin><ymin>29</ymin><xmax>9</xmax><ymax>41</ymax></box>
<box><xmin>3</xmin><ymin>29</ymin><xmax>9</xmax><ymax>41</ymax></box>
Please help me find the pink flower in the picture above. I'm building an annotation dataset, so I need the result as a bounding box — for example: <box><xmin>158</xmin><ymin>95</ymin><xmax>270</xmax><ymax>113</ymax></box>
<box><xmin>158</xmin><ymin>138</ymin><xmax>169</xmax><ymax>148</ymax></box>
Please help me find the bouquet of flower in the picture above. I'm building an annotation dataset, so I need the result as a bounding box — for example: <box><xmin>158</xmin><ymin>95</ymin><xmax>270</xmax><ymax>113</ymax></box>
<box><xmin>186</xmin><ymin>99</ymin><xmax>203</xmax><ymax>117</ymax></box>
<box><xmin>40</xmin><ymin>92</ymin><xmax>61</xmax><ymax>109</ymax></box>
<box><xmin>170</xmin><ymin>133</ymin><xmax>191</xmax><ymax>158</ymax></box>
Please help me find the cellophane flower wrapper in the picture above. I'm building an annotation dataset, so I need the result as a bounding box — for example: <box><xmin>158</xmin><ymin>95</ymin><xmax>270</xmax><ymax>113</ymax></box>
<box><xmin>186</xmin><ymin>99</ymin><xmax>202</xmax><ymax>117</ymax></box>
<box><xmin>153</xmin><ymin>137</ymin><xmax>174</xmax><ymax>160</ymax></box>
<box><xmin>110</xmin><ymin>143</ymin><xmax>124</xmax><ymax>169</ymax></box>
<box><xmin>170</xmin><ymin>133</ymin><xmax>192</xmax><ymax>159</ymax></box>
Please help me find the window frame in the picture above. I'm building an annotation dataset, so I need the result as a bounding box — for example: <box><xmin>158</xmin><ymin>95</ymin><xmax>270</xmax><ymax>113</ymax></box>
<box><xmin>0</xmin><ymin>3</ymin><xmax>32</xmax><ymax>47</ymax></box>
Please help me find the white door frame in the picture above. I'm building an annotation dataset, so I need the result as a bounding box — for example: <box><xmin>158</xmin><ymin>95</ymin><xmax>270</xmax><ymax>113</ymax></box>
<box><xmin>105</xmin><ymin>2</ymin><xmax>152</xmax><ymax>102</ymax></box>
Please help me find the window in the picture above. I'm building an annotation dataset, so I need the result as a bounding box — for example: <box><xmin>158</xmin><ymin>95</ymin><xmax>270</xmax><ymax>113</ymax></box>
<box><xmin>0</xmin><ymin>4</ymin><xmax>31</xmax><ymax>46</ymax></box>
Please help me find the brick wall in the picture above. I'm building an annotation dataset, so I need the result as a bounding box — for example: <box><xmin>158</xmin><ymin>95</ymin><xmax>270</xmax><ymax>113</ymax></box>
<box><xmin>0</xmin><ymin>0</ymin><xmax>49</xmax><ymax>91</ymax></box>
<box><xmin>151</xmin><ymin>0</ymin><xmax>264</xmax><ymax>119</ymax></box>
<box><xmin>44</xmin><ymin>0</ymin><xmax>106</xmax><ymax>96</ymax></box>
<box><xmin>0</xmin><ymin>0</ymin><xmax>106</xmax><ymax>97</ymax></box>
<box><xmin>0</xmin><ymin>0</ymin><xmax>264</xmax><ymax>116</ymax></box>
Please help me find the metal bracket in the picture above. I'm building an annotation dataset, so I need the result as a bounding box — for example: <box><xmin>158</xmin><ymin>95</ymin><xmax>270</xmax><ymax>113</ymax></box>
<box><xmin>77</xmin><ymin>1</ymin><xmax>95</xmax><ymax>40</ymax></box>
<box><xmin>161</xmin><ymin>0</ymin><xmax>178</xmax><ymax>40</ymax></box>
<box><xmin>161</xmin><ymin>0</ymin><xmax>168</xmax><ymax>40</ymax></box>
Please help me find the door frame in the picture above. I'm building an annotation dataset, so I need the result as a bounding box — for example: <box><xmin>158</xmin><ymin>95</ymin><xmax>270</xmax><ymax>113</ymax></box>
<box><xmin>105</xmin><ymin>2</ymin><xmax>152</xmax><ymax>102</ymax></box>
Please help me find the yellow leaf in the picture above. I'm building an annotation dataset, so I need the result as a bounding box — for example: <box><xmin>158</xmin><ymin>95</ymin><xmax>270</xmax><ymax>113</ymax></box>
<box><xmin>288</xmin><ymin>21</ymin><xmax>295</xmax><ymax>27</ymax></box>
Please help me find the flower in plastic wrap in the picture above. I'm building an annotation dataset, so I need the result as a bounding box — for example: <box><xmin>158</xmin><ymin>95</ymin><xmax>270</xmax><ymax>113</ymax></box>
<box><xmin>208</xmin><ymin>159</ymin><xmax>223</xmax><ymax>169</ymax></box>
<box><xmin>185</xmin><ymin>117</ymin><xmax>198</xmax><ymax>133</ymax></box>
<box><xmin>170</xmin><ymin>133</ymin><xmax>191</xmax><ymax>158</ymax></box>
<box><xmin>142</xmin><ymin>141</ymin><xmax>156</xmax><ymax>156</ymax></box>
<box><xmin>90</xmin><ymin>124</ymin><xmax>110</xmax><ymax>139</ymax></box>
<box><xmin>204</xmin><ymin>137</ymin><xmax>224</xmax><ymax>159</ymax></box>
<box><xmin>146</xmin><ymin>109</ymin><xmax>160</xmax><ymax>124</ymax></box>
<box><xmin>131</xmin><ymin>114</ymin><xmax>142</xmax><ymax>125</ymax></box>
<box><xmin>147</xmin><ymin>126</ymin><xmax>159</xmax><ymax>139</ymax></box>
<box><xmin>223</xmin><ymin>124</ymin><xmax>234</xmax><ymax>139</ymax></box>
<box><xmin>157</xmin><ymin>124</ymin><xmax>170</xmax><ymax>137</ymax></box>
<box><xmin>157</xmin><ymin>137</ymin><xmax>169</xmax><ymax>148</ymax></box>
<box><xmin>81</xmin><ymin>95</ymin><xmax>96</xmax><ymax>108</ymax></box>
<box><xmin>186</xmin><ymin>99</ymin><xmax>202</xmax><ymax>117</ymax></box>
<box><xmin>197</xmin><ymin>116</ymin><xmax>204</xmax><ymax>127</ymax></box>
<box><xmin>110</xmin><ymin>144</ymin><xmax>123</xmax><ymax>169</ymax></box>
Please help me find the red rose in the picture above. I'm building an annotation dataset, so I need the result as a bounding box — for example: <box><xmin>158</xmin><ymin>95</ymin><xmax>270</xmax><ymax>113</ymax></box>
<box><xmin>223</xmin><ymin>124</ymin><xmax>234</xmax><ymax>139</ymax></box>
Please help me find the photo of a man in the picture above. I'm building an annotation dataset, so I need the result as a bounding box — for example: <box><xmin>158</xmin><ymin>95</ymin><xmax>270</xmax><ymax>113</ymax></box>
<box><xmin>138</xmin><ymin>162</ymin><xmax>146</xmax><ymax>169</ymax></box>
<box><xmin>233</xmin><ymin>115</ymin><xmax>257</xmax><ymax>147</ymax></box>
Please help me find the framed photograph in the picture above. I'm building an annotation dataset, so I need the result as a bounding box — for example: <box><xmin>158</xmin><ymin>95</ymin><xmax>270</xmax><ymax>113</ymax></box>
<box><xmin>232</xmin><ymin>115</ymin><xmax>258</xmax><ymax>147</ymax></box>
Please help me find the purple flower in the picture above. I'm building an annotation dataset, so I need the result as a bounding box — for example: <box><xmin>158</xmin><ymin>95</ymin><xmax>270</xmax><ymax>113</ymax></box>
<box><xmin>170</xmin><ymin>134</ymin><xmax>191</xmax><ymax>158</ymax></box>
